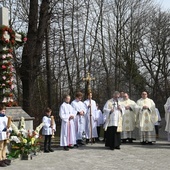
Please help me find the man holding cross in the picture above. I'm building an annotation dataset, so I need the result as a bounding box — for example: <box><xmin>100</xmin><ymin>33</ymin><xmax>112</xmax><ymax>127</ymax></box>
<box><xmin>84</xmin><ymin>92</ymin><xmax>98</xmax><ymax>143</ymax></box>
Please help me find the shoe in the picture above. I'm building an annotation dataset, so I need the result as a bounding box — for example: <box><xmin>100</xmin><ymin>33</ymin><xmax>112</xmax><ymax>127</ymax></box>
<box><xmin>0</xmin><ymin>161</ymin><xmax>7</xmax><ymax>167</ymax></box>
<box><xmin>141</xmin><ymin>141</ymin><xmax>146</xmax><ymax>145</ymax></box>
<box><xmin>63</xmin><ymin>146</ymin><xmax>69</xmax><ymax>151</ymax></box>
<box><xmin>128</xmin><ymin>139</ymin><xmax>133</xmax><ymax>143</ymax></box>
<box><xmin>121</xmin><ymin>139</ymin><xmax>127</xmax><ymax>143</ymax></box>
<box><xmin>110</xmin><ymin>147</ymin><xmax>114</xmax><ymax>150</ymax></box>
<box><xmin>48</xmin><ymin>149</ymin><xmax>54</xmax><ymax>152</ymax></box>
<box><xmin>148</xmin><ymin>142</ymin><xmax>153</xmax><ymax>145</ymax></box>
<box><xmin>115</xmin><ymin>146</ymin><xmax>120</xmax><ymax>150</ymax></box>
<box><xmin>74</xmin><ymin>144</ymin><xmax>79</xmax><ymax>148</ymax></box>
<box><xmin>3</xmin><ymin>159</ymin><xmax>11</xmax><ymax>165</ymax></box>
<box><xmin>68</xmin><ymin>145</ymin><xmax>74</xmax><ymax>149</ymax></box>
<box><xmin>44</xmin><ymin>150</ymin><xmax>50</xmax><ymax>153</ymax></box>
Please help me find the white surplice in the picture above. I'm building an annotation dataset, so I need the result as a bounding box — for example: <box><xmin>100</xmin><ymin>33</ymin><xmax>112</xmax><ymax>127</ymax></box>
<box><xmin>95</xmin><ymin>109</ymin><xmax>104</xmax><ymax>127</ymax></box>
<box><xmin>164</xmin><ymin>97</ymin><xmax>170</xmax><ymax>141</ymax></box>
<box><xmin>59</xmin><ymin>102</ymin><xmax>76</xmax><ymax>146</ymax></box>
<box><xmin>0</xmin><ymin>116</ymin><xmax>8</xmax><ymax>141</ymax></box>
<box><xmin>103</xmin><ymin>99</ymin><xmax>123</xmax><ymax>131</ymax></box>
<box><xmin>42</xmin><ymin>116</ymin><xmax>56</xmax><ymax>135</ymax></box>
<box><xmin>84</xmin><ymin>99</ymin><xmax>98</xmax><ymax>139</ymax></box>
<box><xmin>71</xmin><ymin>100</ymin><xmax>86</xmax><ymax>140</ymax></box>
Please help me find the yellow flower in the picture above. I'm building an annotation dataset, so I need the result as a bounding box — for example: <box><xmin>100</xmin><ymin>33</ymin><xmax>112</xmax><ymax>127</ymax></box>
<box><xmin>31</xmin><ymin>138</ymin><xmax>35</xmax><ymax>145</ymax></box>
<box><xmin>22</xmin><ymin>139</ymin><xmax>27</xmax><ymax>144</ymax></box>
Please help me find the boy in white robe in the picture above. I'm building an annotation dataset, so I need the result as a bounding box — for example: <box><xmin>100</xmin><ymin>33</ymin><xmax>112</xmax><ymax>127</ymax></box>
<box><xmin>59</xmin><ymin>95</ymin><xmax>76</xmax><ymax>151</ymax></box>
<box><xmin>0</xmin><ymin>105</ymin><xmax>11</xmax><ymax>167</ymax></box>
<box><xmin>154</xmin><ymin>108</ymin><xmax>161</xmax><ymax>138</ymax></box>
<box><xmin>84</xmin><ymin>92</ymin><xmax>98</xmax><ymax>143</ymax></box>
<box><xmin>164</xmin><ymin>97</ymin><xmax>170</xmax><ymax>141</ymax></box>
<box><xmin>95</xmin><ymin>104</ymin><xmax>104</xmax><ymax>141</ymax></box>
<box><xmin>71</xmin><ymin>92</ymin><xmax>86</xmax><ymax>146</ymax></box>
<box><xmin>42</xmin><ymin>108</ymin><xmax>56</xmax><ymax>152</ymax></box>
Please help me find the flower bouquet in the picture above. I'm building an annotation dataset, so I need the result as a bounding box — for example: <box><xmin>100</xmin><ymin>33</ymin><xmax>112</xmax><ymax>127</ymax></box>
<box><xmin>8</xmin><ymin>117</ymin><xmax>44</xmax><ymax>159</ymax></box>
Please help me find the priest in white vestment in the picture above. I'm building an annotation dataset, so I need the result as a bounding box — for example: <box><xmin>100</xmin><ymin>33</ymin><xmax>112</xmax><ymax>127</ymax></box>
<box><xmin>120</xmin><ymin>93</ymin><xmax>137</xmax><ymax>143</ymax></box>
<box><xmin>84</xmin><ymin>92</ymin><xmax>98</xmax><ymax>143</ymax></box>
<box><xmin>59</xmin><ymin>95</ymin><xmax>76</xmax><ymax>151</ymax></box>
<box><xmin>136</xmin><ymin>91</ymin><xmax>158</xmax><ymax>144</ymax></box>
<box><xmin>71</xmin><ymin>92</ymin><xmax>86</xmax><ymax>145</ymax></box>
<box><xmin>103</xmin><ymin>91</ymin><xmax>124</xmax><ymax>150</ymax></box>
<box><xmin>164</xmin><ymin>97</ymin><xmax>170</xmax><ymax>141</ymax></box>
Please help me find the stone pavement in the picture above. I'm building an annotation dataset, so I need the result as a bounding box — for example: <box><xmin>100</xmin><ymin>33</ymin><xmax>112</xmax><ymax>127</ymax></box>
<box><xmin>4</xmin><ymin>119</ymin><xmax>170</xmax><ymax>170</ymax></box>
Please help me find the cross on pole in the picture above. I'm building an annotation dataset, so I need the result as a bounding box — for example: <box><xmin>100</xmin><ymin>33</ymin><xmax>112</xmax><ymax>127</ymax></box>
<box><xmin>83</xmin><ymin>72</ymin><xmax>95</xmax><ymax>144</ymax></box>
<box><xmin>83</xmin><ymin>72</ymin><xmax>95</xmax><ymax>93</ymax></box>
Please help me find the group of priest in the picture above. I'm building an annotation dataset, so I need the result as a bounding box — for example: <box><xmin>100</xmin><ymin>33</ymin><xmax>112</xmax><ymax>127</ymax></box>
<box><xmin>58</xmin><ymin>90</ymin><xmax>169</xmax><ymax>151</ymax></box>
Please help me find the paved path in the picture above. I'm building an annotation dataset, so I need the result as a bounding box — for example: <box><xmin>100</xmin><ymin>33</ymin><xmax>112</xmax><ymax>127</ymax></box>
<box><xmin>4</xmin><ymin>119</ymin><xmax>170</xmax><ymax>170</ymax></box>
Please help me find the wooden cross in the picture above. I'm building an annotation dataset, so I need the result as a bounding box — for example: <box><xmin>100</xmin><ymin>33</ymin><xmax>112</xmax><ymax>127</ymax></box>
<box><xmin>0</xmin><ymin>7</ymin><xmax>22</xmax><ymax>43</ymax></box>
<box><xmin>83</xmin><ymin>72</ymin><xmax>95</xmax><ymax>93</ymax></box>
<box><xmin>0</xmin><ymin>7</ymin><xmax>22</xmax><ymax>105</ymax></box>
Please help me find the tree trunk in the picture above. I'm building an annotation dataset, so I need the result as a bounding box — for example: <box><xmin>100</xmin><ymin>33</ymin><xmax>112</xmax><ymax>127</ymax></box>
<box><xmin>20</xmin><ymin>0</ymin><xmax>50</xmax><ymax>114</ymax></box>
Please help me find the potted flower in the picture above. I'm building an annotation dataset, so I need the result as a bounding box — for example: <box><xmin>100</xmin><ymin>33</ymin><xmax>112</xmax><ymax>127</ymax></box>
<box><xmin>8</xmin><ymin>117</ymin><xmax>44</xmax><ymax>160</ymax></box>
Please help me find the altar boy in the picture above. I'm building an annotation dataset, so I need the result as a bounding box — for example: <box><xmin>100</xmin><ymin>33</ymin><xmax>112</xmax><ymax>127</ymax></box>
<box><xmin>0</xmin><ymin>104</ymin><xmax>11</xmax><ymax>167</ymax></box>
<box><xmin>59</xmin><ymin>94</ymin><xmax>76</xmax><ymax>151</ymax></box>
<box><xmin>42</xmin><ymin>107</ymin><xmax>56</xmax><ymax>153</ymax></box>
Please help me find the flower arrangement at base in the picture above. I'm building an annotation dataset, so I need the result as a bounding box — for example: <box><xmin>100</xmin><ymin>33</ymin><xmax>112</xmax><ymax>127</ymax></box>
<box><xmin>8</xmin><ymin>117</ymin><xmax>44</xmax><ymax>159</ymax></box>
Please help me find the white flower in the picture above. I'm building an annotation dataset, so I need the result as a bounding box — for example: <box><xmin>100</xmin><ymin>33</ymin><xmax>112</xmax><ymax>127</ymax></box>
<box><xmin>10</xmin><ymin>136</ymin><xmax>21</xmax><ymax>143</ymax></box>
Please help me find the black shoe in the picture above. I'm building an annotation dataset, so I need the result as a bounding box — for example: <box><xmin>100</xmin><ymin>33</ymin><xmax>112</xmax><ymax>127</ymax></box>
<box><xmin>48</xmin><ymin>149</ymin><xmax>54</xmax><ymax>152</ymax></box>
<box><xmin>74</xmin><ymin>144</ymin><xmax>79</xmax><ymax>148</ymax></box>
<box><xmin>63</xmin><ymin>146</ymin><xmax>69</xmax><ymax>151</ymax></box>
<box><xmin>115</xmin><ymin>146</ymin><xmax>120</xmax><ymax>150</ymax></box>
<box><xmin>141</xmin><ymin>141</ymin><xmax>146</xmax><ymax>145</ymax></box>
<box><xmin>148</xmin><ymin>142</ymin><xmax>153</xmax><ymax>145</ymax></box>
<box><xmin>122</xmin><ymin>139</ymin><xmax>127</xmax><ymax>143</ymax></box>
<box><xmin>0</xmin><ymin>161</ymin><xmax>7</xmax><ymax>167</ymax></box>
<box><xmin>44</xmin><ymin>150</ymin><xmax>50</xmax><ymax>153</ymax></box>
<box><xmin>3</xmin><ymin>159</ymin><xmax>11</xmax><ymax>166</ymax></box>
<box><xmin>128</xmin><ymin>139</ymin><xmax>133</xmax><ymax>143</ymax></box>
<box><xmin>68</xmin><ymin>145</ymin><xmax>74</xmax><ymax>149</ymax></box>
<box><xmin>110</xmin><ymin>147</ymin><xmax>114</xmax><ymax>150</ymax></box>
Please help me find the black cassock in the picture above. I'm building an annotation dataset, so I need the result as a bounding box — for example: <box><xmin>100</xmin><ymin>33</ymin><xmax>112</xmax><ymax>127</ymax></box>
<box><xmin>105</xmin><ymin>126</ymin><xmax>121</xmax><ymax>149</ymax></box>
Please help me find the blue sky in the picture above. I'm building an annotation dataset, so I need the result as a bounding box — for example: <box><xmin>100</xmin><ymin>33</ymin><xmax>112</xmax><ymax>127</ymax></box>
<box><xmin>155</xmin><ymin>0</ymin><xmax>170</xmax><ymax>10</ymax></box>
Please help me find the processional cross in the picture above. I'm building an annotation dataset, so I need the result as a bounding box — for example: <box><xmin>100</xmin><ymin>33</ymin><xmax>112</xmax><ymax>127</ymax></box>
<box><xmin>83</xmin><ymin>72</ymin><xmax>95</xmax><ymax>93</ymax></box>
<box><xmin>83</xmin><ymin>72</ymin><xmax>95</xmax><ymax>143</ymax></box>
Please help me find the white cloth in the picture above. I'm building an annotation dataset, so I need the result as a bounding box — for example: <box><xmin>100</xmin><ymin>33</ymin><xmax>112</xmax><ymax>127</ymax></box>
<box><xmin>154</xmin><ymin>108</ymin><xmax>161</xmax><ymax>126</ymax></box>
<box><xmin>42</xmin><ymin>116</ymin><xmax>56</xmax><ymax>135</ymax></box>
<box><xmin>103</xmin><ymin>99</ymin><xmax>124</xmax><ymax>130</ymax></box>
<box><xmin>59</xmin><ymin>102</ymin><xmax>76</xmax><ymax>146</ymax></box>
<box><xmin>164</xmin><ymin>97</ymin><xmax>170</xmax><ymax>133</ymax></box>
<box><xmin>95</xmin><ymin>109</ymin><xmax>104</xmax><ymax>127</ymax></box>
<box><xmin>71</xmin><ymin>100</ymin><xmax>86</xmax><ymax>140</ymax></box>
<box><xmin>0</xmin><ymin>116</ymin><xmax>7</xmax><ymax>141</ymax></box>
<box><xmin>84</xmin><ymin>99</ymin><xmax>98</xmax><ymax>138</ymax></box>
